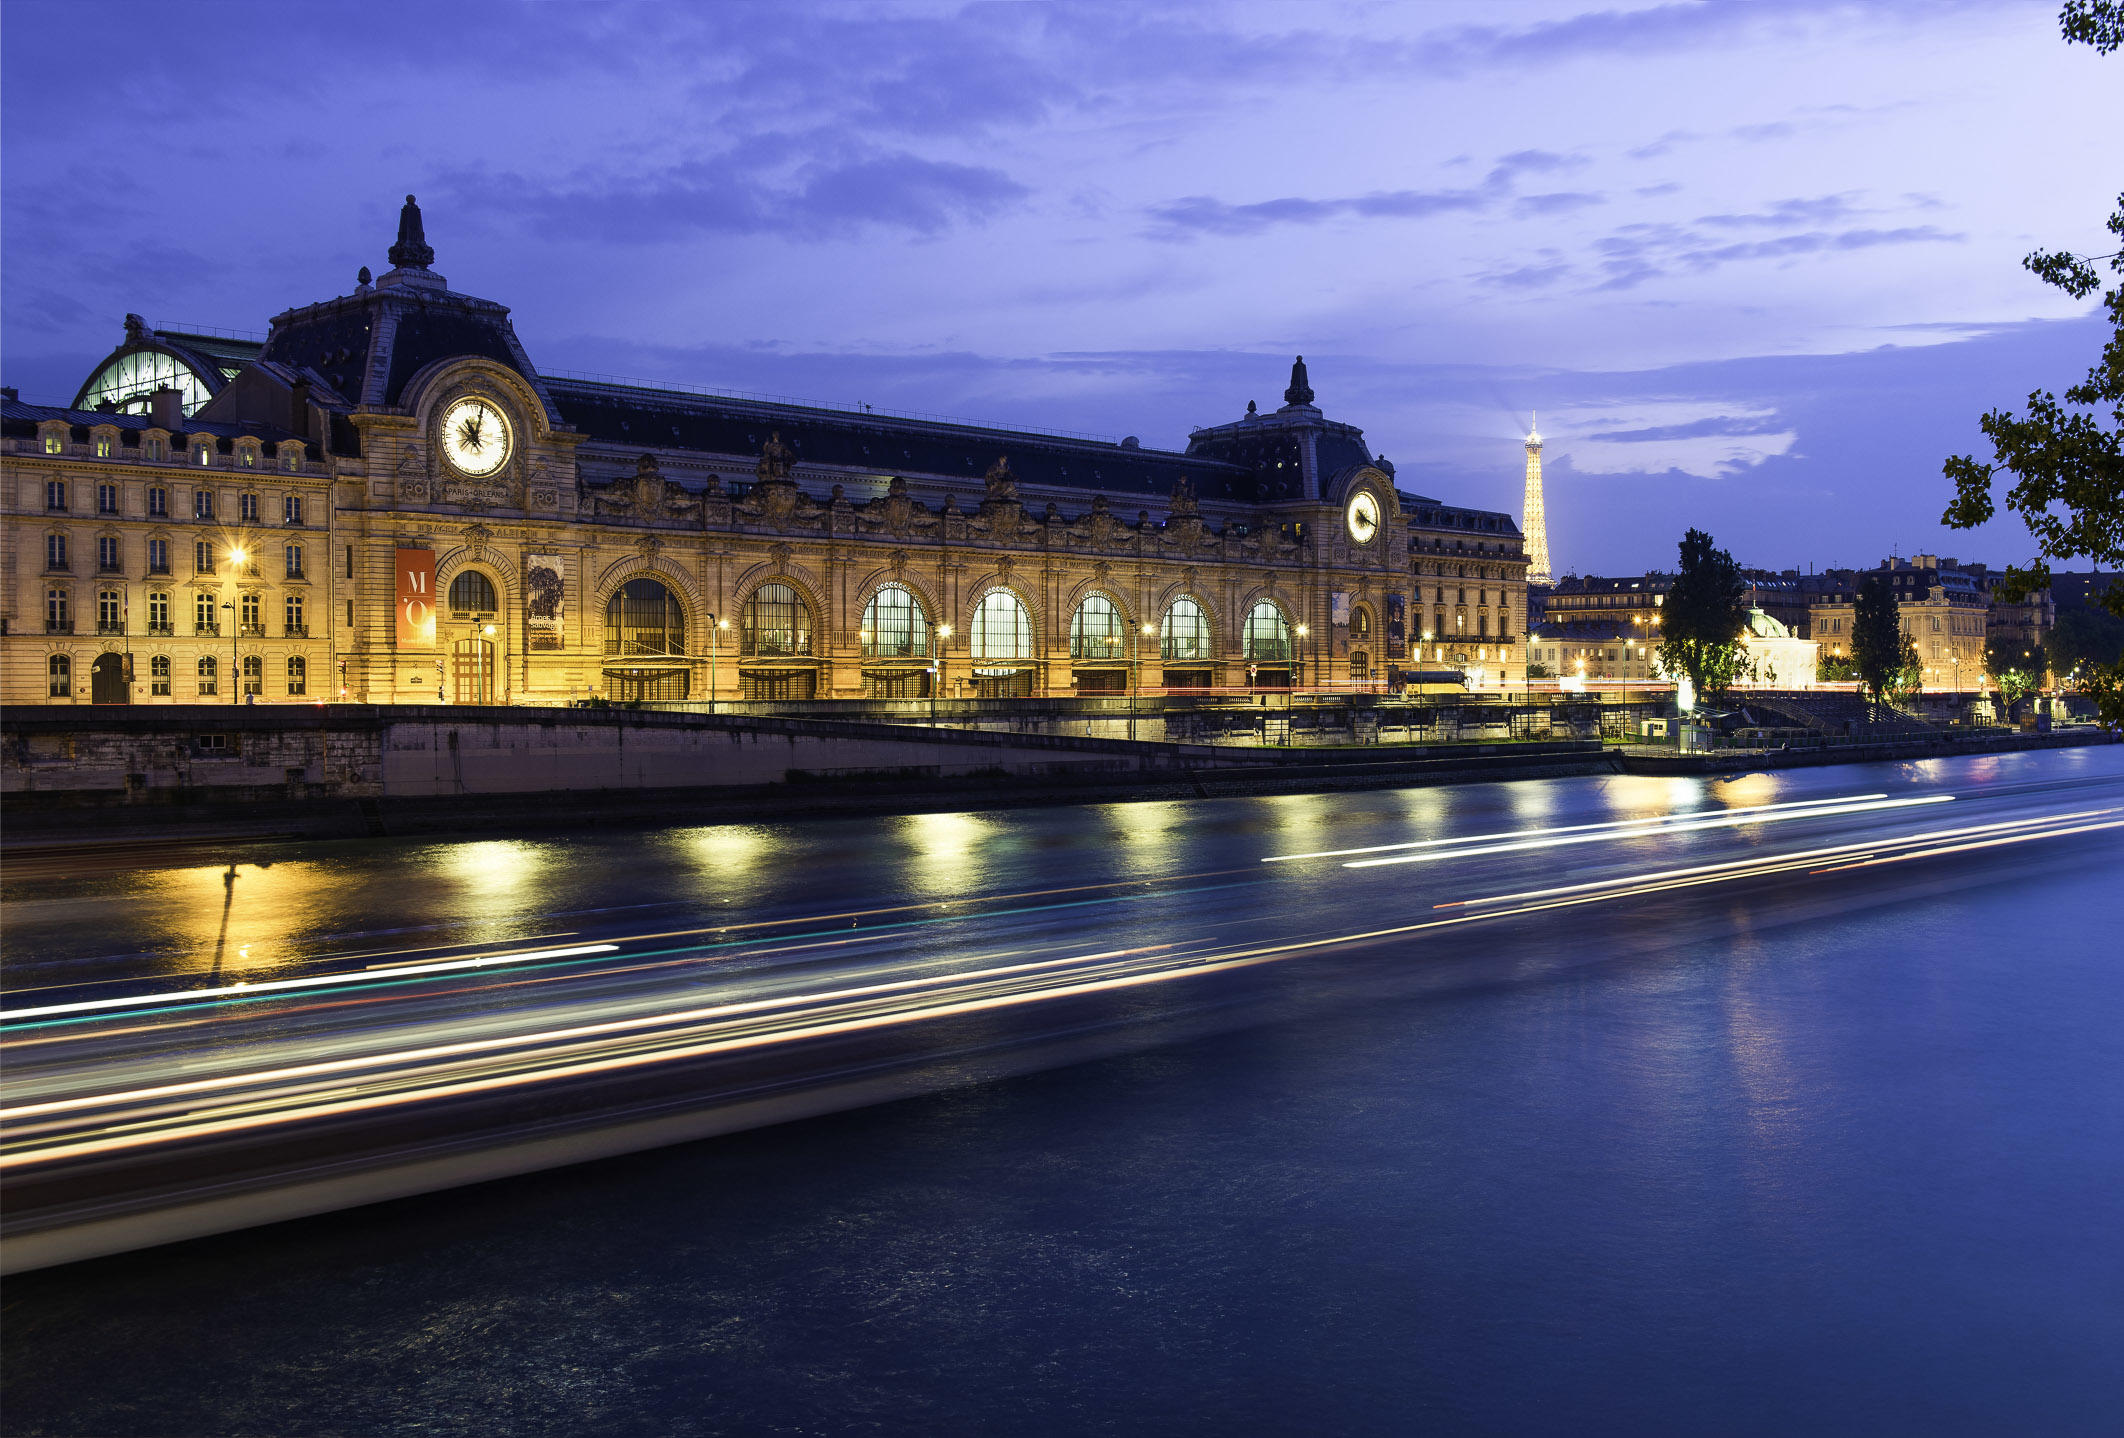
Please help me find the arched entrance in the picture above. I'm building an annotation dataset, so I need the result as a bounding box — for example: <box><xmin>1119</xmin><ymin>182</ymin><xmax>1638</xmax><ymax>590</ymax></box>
<box><xmin>452</xmin><ymin>638</ymin><xmax>496</xmax><ymax>704</ymax></box>
<box><xmin>92</xmin><ymin>651</ymin><xmax>129</xmax><ymax>704</ymax></box>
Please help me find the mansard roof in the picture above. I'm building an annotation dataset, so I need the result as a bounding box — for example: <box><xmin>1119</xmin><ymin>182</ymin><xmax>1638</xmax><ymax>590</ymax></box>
<box><xmin>548</xmin><ymin>377</ymin><xmax>1261</xmax><ymax>503</ymax></box>
<box><xmin>2</xmin><ymin>395</ymin><xmax>308</xmax><ymax>448</ymax></box>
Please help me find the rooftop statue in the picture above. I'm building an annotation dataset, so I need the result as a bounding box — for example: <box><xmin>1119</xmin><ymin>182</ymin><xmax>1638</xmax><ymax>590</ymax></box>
<box><xmin>1284</xmin><ymin>355</ymin><xmax>1314</xmax><ymax>407</ymax></box>
<box><xmin>388</xmin><ymin>194</ymin><xmax>435</xmax><ymax>270</ymax></box>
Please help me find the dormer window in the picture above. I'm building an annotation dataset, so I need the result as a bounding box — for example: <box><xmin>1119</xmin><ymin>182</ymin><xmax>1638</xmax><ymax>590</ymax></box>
<box><xmin>94</xmin><ymin>434</ymin><xmax>113</xmax><ymax>458</ymax></box>
<box><xmin>278</xmin><ymin>444</ymin><xmax>302</xmax><ymax>472</ymax></box>
<box><xmin>193</xmin><ymin>439</ymin><xmax>214</xmax><ymax>466</ymax></box>
<box><xmin>239</xmin><ymin>444</ymin><xmax>258</xmax><ymax>468</ymax></box>
<box><xmin>143</xmin><ymin>435</ymin><xmax>167</xmax><ymax>462</ymax></box>
<box><xmin>43</xmin><ymin>431</ymin><xmax>63</xmax><ymax>455</ymax></box>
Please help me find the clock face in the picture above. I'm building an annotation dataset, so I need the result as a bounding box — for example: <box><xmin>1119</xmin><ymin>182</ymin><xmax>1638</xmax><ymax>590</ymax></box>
<box><xmin>1346</xmin><ymin>490</ymin><xmax>1380</xmax><ymax>545</ymax></box>
<box><xmin>440</xmin><ymin>397</ymin><xmax>511</xmax><ymax>478</ymax></box>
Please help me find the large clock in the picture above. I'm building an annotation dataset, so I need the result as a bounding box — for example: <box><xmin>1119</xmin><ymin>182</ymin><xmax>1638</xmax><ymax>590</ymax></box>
<box><xmin>440</xmin><ymin>396</ymin><xmax>512</xmax><ymax>478</ymax></box>
<box><xmin>1346</xmin><ymin>489</ymin><xmax>1380</xmax><ymax>546</ymax></box>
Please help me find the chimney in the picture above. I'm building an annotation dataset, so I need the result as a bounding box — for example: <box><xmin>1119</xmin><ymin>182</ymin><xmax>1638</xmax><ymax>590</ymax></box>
<box><xmin>149</xmin><ymin>386</ymin><xmax>183</xmax><ymax>430</ymax></box>
<box><xmin>291</xmin><ymin>377</ymin><xmax>311</xmax><ymax>439</ymax></box>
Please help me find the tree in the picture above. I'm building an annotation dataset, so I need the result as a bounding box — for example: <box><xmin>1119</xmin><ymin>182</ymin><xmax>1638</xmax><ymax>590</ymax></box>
<box><xmin>1657</xmin><ymin>528</ymin><xmax>1750</xmax><ymax>704</ymax></box>
<box><xmin>2046</xmin><ymin>603</ymin><xmax>2124</xmax><ymax>681</ymax></box>
<box><xmin>1850</xmin><ymin>572</ymin><xmax>1908</xmax><ymax>708</ymax></box>
<box><xmin>1985</xmin><ymin>634</ymin><xmax>2046</xmax><ymax>712</ymax></box>
<box><xmin>1816</xmin><ymin>653</ymin><xmax>1858</xmax><ymax>683</ymax></box>
<box><xmin>1942</xmin><ymin>4</ymin><xmax>2124</xmax><ymax>727</ymax></box>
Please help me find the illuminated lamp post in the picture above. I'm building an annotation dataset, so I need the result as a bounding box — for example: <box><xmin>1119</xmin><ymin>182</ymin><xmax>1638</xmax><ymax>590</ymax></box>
<box><xmin>222</xmin><ymin>599</ymin><xmax>237</xmax><ymax>705</ymax></box>
<box><xmin>706</xmin><ymin>614</ymin><xmax>728</xmax><ymax>714</ymax></box>
<box><xmin>1296</xmin><ymin>623</ymin><xmax>1310</xmax><ymax>694</ymax></box>
<box><xmin>930</xmin><ymin>623</ymin><xmax>951</xmax><ymax>726</ymax></box>
<box><xmin>1133</xmin><ymin>622</ymin><xmax>1154</xmax><ymax>741</ymax></box>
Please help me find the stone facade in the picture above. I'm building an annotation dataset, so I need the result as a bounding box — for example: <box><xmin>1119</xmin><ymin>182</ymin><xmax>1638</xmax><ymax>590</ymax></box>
<box><xmin>3</xmin><ymin>199</ymin><xmax>1529</xmax><ymax>708</ymax></box>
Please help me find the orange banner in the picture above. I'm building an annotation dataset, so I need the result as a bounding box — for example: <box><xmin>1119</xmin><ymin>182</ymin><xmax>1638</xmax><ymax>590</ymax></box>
<box><xmin>395</xmin><ymin>548</ymin><xmax>436</xmax><ymax>649</ymax></box>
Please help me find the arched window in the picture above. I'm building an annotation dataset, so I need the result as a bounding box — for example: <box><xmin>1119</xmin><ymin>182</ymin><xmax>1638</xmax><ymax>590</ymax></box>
<box><xmin>971</xmin><ymin>590</ymin><xmax>1032</xmax><ymax>660</ymax></box>
<box><xmin>73</xmin><ymin>348</ymin><xmax>215</xmax><ymax>416</ymax></box>
<box><xmin>1161</xmin><ymin>597</ymin><xmax>1210</xmax><ymax>661</ymax></box>
<box><xmin>605</xmin><ymin>578</ymin><xmax>685</xmax><ymax>656</ymax></box>
<box><xmin>197</xmin><ymin>656</ymin><xmax>218</xmax><ymax>695</ymax></box>
<box><xmin>1069</xmin><ymin>594</ymin><xmax>1125</xmax><ymax>660</ymax></box>
<box><xmin>448</xmin><ymin>570</ymin><xmax>498</xmax><ymax>614</ymax></box>
<box><xmin>742</xmin><ymin>582</ymin><xmax>811</xmax><ymax>657</ymax></box>
<box><xmin>860</xmin><ymin>585</ymin><xmax>929</xmax><ymax>658</ymax></box>
<box><xmin>1243</xmin><ymin>601</ymin><xmax>1291</xmax><ymax>663</ymax></box>
<box><xmin>1351</xmin><ymin>607</ymin><xmax>1372</xmax><ymax>640</ymax></box>
<box><xmin>47</xmin><ymin>654</ymin><xmax>72</xmax><ymax>697</ymax></box>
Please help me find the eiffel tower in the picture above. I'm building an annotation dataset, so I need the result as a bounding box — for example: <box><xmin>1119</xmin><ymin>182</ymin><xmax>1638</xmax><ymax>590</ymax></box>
<box><xmin>1523</xmin><ymin>414</ymin><xmax>1552</xmax><ymax>586</ymax></box>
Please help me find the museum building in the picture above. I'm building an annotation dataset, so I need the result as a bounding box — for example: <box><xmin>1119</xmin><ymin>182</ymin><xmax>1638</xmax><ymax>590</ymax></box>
<box><xmin>2</xmin><ymin>198</ymin><xmax>1529</xmax><ymax>707</ymax></box>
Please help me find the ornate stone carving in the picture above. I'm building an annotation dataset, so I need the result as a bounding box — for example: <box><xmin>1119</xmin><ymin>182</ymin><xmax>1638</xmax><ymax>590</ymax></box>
<box><xmin>889</xmin><ymin>549</ymin><xmax>909</xmax><ymax>577</ymax></box>
<box><xmin>636</xmin><ymin>534</ymin><xmax>663</xmax><ymax>559</ymax></box>
<box><xmin>983</xmin><ymin>455</ymin><xmax>1018</xmax><ymax>503</ymax></box>
<box><xmin>396</xmin><ymin>448</ymin><xmax>430</xmax><ymax>503</ymax></box>
<box><xmin>756</xmin><ymin>432</ymin><xmax>794</xmax><ymax>483</ymax></box>
<box><xmin>770</xmin><ymin>541</ymin><xmax>793</xmax><ymax>572</ymax></box>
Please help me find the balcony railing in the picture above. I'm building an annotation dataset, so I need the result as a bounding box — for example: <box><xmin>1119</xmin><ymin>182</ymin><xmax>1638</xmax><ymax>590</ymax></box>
<box><xmin>285</xmin><ymin>623</ymin><xmax>310</xmax><ymax>638</ymax></box>
<box><xmin>1244</xmin><ymin>642</ymin><xmax>1293</xmax><ymax>664</ymax></box>
<box><xmin>1068</xmin><ymin>637</ymin><xmax>1127</xmax><ymax>660</ymax></box>
<box><xmin>148</xmin><ymin>563</ymin><xmax>170</xmax><ymax>575</ymax></box>
<box><xmin>196</xmin><ymin>621</ymin><xmax>221</xmax><ymax>637</ymax></box>
<box><xmin>98</xmin><ymin>563</ymin><xmax>124</xmax><ymax>575</ymax></box>
<box><xmin>147</xmin><ymin>622</ymin><xmax>174</xmax><ymax>636</ymax></box>
<box><xmin>741</xmin><ymin>631</ymin><xmax>813</xmax><ymax>658</ymax></box>
<box><xmin>238</xmin><ymin>623</ymin><xmax>268</xmax><ymax>638</ymax></box>
<box><xmin>46</xmin><ymin>620</ymin><xmax>73</xmax><ymax>634</ymax></box>
<box><xmin>862</xmin><ymin>636</ymin><xmax>930</xmax><ymax>659</ymax></box>
<box><xmin>97</xmin><ymin>620</ymin><xmax>126</xmax><ymax>635</ymax></box>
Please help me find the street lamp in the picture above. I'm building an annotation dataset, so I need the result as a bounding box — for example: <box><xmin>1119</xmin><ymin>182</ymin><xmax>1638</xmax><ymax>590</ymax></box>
<box><xmin>1133</xmin><ymin>622</ymin><xmax>1155</xmax><ymax>741</ymax></box>
<box><xmin>930</xmin><ymin>623</ymin><xmax>952</xmax><ymax>726</ymax></box>
<box><xmin>1295</xmin><ymin>623</ymin><xmax>1310</xmax><ymax>694</ymax></box>
<box><xmin>706</xmin><ymin>614</ymin><xmax>729</xmax><ymax>714</ymax></box>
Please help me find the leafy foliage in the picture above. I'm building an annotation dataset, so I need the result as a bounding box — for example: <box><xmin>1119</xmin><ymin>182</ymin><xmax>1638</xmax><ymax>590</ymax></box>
<box><xmin>1985</xmin><ymin>634</ymin><xmax>2046</xmax><ymax>709</ymax></box>
<box><xmin>2045</xmin><ymin>599</ymin><xmax>2124</xmax><ymax>675</ymax></box>
<box><xmin>2060</xmin><ymin>0</ymin><xmax>2123</xmax><ymax>52</ymax></box>
<box><xmin>1656</xmin><ymin>528</ymin><xmax>1750</xmax><ymax>698</ymax></box>
<box><xmin>1942</xmin><ymin>6</ymin><xmax>2123</xmax><ymax>725</ymax></box>
<box><xmin>1850</xmin><ymin>573</ymin><xmax>1907</xmax><ymax>706</ymax></box>
<box><xmin>1816</xmin><ymin>653</ymin><xmax>1858</xmax><ymax>683</ymax></box>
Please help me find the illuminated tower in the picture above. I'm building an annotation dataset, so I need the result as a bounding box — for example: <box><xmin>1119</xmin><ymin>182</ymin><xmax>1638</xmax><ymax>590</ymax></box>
<box><xmin>1522</xmin><ymin>413</ymin><xmax>1552</xmax><ymax>586</ymax></box>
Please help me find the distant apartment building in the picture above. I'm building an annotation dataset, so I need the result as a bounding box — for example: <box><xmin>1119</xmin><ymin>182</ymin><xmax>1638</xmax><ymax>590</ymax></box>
<box><xmin>1809</xmin><ymin>555</ymin><xmax>1990</xmax><ymax>688</ymax></box>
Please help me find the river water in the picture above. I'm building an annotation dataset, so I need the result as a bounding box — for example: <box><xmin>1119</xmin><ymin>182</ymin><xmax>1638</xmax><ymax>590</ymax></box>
<box><xmin>3</xmin><ymin>748</ymin><xmax>2120</xmax><ymax>1436</ymax></box>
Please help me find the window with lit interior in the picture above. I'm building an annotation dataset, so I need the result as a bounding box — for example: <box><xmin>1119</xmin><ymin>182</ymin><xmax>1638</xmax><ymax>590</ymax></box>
<box><xmin>971</xmin><ymin>590</ymin><xmax>1032</xmax><ymax>660</ymax></box>
<box><xmin>1160</xmin><ymin>597</ymin><xmax>1210</xmax><ymax>661</ymax></box>
<box><xmin>1243</xmin><ymin>601</ymin><xmax>1291</xmax><ymax>663</ymax></box>
<box><xmin>604</xmin><ymin>578</ymin><xmax>684</xmax><ymax>656</ymax></box>
<box><xmin>75</xmin><ymin>349</ymin><xmax>214</xmax><ymax>417</ymax></box>
<box><xmin>742</xmin><ymin>582</ymin><xmax>811</xmax><ymax>657</ymax></box>
<box><xmin>449</xmin><ymin>570</ymin><xmax>498</xmax><ymax>615</ymax></box>
<box><xmin>860</xmin><ymin>585</ymin><xmax>929</xmax><ymax>658</ymax></box>
<box><xmin>1069</xmin><ymin>594</ymin><xmax>1126</xmax><ymax>660</ymax></box>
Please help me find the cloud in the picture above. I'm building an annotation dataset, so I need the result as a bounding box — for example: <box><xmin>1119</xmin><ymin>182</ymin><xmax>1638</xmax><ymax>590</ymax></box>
<box><xmin>1696</xmin><ymin>194</ymin><xmax>1863</xmax><ymax>228</ymax></box>
<box><xmin>1515</xmin><ymin>192</ymin><xmax>1606</xmax><ymax>217</ymax></box>
<box><xmin>1549</xmin><ymin>400</ymin><xmax>1800</xmax><ymax>477</ymax></box>
<box><xmin>439</xmin><ymin>145</ymin><xmax>1028</xmax><ymax>244</ymax></box>
<box><xmin>1146</xmin><ymin>149</ymin><xmax>1585</xmax><ymax>237</ymax></box>
<box><xmin>1590</xmin><ymin>218</ymin><xmax>1962</xmax><ymax>289</ymax></box>
<box><xmin>1628</xmin><ymin>130</ymin><xmax>1701</xmax><ymax>160</ymax></box>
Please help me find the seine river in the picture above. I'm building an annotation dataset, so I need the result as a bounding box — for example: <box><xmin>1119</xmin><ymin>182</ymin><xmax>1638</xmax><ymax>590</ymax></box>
<box><xmin>4</xmin><ymin>746</ymin><xmax>2120</xmax><ymax>1436</ymax></box>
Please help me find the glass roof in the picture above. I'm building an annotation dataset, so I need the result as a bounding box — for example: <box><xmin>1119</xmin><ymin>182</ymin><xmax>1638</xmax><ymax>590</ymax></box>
<box><xmin>74</xmin><ymin>349</ymin><xmax>215</xmax><ymax>418</ymax></box>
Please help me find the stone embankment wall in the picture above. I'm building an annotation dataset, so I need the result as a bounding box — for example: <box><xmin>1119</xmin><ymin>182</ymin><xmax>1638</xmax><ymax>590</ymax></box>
<box><xmin>2</xmin><ymin>705</ymin><xmax>1616</xmax><ymax>837</ymax></box>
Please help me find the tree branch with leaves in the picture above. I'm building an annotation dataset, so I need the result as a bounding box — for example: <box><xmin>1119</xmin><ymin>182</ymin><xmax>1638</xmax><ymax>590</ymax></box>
<box><xmin>1942</xmin><ymin>3</ymin><xmax>2123</xmax><ymax>727</ymax></box>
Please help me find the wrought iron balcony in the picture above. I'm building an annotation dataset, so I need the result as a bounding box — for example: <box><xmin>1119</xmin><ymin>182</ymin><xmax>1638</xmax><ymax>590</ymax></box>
<box><xmin>285</xmin><ymin>623</ymin><xmax>310</xmax><ymax>638</ymax></box>
<box><xmin>196</xmin><ymin>621</ymin><xmax>221</xmax><ymax>637</ymax></box>
<box><xmin>741</xmin><ymin>630</ymin><xmax>813</xmax><ymax>658</ymax></box>
<box><xmin>97</xmin><ymin>620</ymin><xmax>126</xmax><ymax>635</ymax></box>
<box><xmin>147</xmin><ymin>622</ymin><xmax>174</xmax><ymax>636</ymax></box>
<box><xmin>238</xmin><ymin>623</ymin><xmax>268</xmax><ymax>638</ymax></box>
<box><xmin>45</xmin><ymin>620</ymin><xmax>73</xmax><ymax>635</ymax></box>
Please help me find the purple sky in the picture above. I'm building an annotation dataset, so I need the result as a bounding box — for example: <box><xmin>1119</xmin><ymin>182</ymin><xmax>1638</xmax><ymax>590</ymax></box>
<box><xmin>5</xmin><ymin>1</ymin><xmax>2116</xmax><ymax>574</ymax></box>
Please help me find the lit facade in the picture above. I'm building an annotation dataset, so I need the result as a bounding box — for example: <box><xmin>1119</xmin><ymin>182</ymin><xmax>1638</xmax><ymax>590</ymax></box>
<box><xmin>3</xmin><ymin>199</ymin><xmax>1528</xmax><ymax>707</ymax></box>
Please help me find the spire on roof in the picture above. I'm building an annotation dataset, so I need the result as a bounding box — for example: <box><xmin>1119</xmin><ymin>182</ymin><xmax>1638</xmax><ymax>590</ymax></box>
<box><xmin>388</xmin><ymin>194</ymin><xmax>435</xmax><ymax>270</ymax></box>
<box><xmin>1284</xmin><ymin>355</ymin><xmax>1314</xmax><ymax>407</ymax></box>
